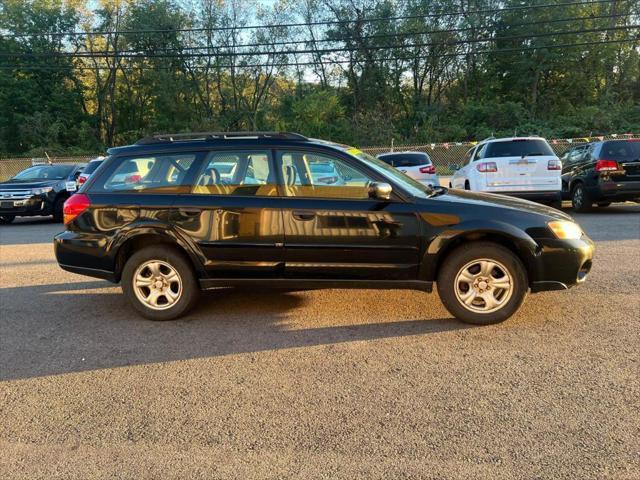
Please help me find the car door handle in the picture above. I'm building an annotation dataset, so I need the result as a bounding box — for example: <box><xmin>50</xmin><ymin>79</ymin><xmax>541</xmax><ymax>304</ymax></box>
<box><xmin>292</xmin><ymin>210</ymin><xmax>316</xmax><ymax>221</ymax></box>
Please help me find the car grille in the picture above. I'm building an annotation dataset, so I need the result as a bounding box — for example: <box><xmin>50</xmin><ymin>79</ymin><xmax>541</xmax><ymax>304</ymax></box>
<box><xmin>0</xmin><ymin>189</ymin><xmax>33</xmax><ymax>200</ymax></box>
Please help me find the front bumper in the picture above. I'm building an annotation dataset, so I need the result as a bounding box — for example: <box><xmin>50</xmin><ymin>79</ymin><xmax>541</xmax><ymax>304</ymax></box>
<box><xmin>0</xmin><ymin>196</ymin><xmax>50</xmax><ymax>216</ymax></box>
<box><xmin>530</xmin><ymin>235</ymin><xmax>594</xmax><ymax>292</ymax></box>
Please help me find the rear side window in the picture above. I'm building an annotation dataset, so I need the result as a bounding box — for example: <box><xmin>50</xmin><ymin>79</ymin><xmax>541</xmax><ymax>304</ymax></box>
<box><xmin>379</xmin><ymin>153</ymin><xmax>431</xmax><ymax>167</ymax></box>
<box><xmin>599</xmin><ymin>141</ymin><xmax>640</xmax><ymax>161</ymax></box>
<box><xmin>193</xmin><ymin>150</ymin><xmax>277</xmax><ymax>196</ymax></box>
<box><xmin>485</xmin><ymin>139</ymin><xmax>555</xmax><ymax>158</ymax></box>
<box><xmin>98</xmin><ymin>154</ymin><xmax>197</xmax><ymax>193</ymax></box>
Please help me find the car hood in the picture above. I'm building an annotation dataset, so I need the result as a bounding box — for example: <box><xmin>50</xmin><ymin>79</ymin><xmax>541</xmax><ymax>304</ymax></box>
<box><xmin>0</xmin><ymin>179</ymin><xmax>60</xmax><ymax>190</ymax></box>
<box><xmin>427</xmin><ymin>188</ymin><xmax>573</xmax><ymax>221</ymax></box>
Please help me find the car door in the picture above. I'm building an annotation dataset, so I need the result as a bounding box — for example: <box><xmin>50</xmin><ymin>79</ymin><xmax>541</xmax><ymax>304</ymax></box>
<box><xmin>276</xmin><ymin>149</ymin><xmax>421</xmax><ymax>280</ymax></box>
<box><xmin>452</xmin><ymin>148</ymin><xmax>474</xmax><ymax>188</ymax></box>
<box><xmin>172</xmin><ymin>149</ymin><xmax>285</xmax><ymax>278</ymax></box>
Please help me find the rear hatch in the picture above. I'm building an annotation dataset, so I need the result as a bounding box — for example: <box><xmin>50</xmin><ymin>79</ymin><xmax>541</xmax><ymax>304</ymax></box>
<box><xmin>599</xmin><ymin>140</ymin><xmax>640</xmax><ymax>182</ymax></box>
<box><xmin>483</xmin><ymin>139</ymin><xmax>560</xmax><ymax>191</ymax></box>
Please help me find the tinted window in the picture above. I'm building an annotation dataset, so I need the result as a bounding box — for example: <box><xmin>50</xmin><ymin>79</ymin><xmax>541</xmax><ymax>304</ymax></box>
<box><xmin>485</xmin><ymin>139</ymin><xmax>555</xmax><ymax>158</ymax></box>
<box><xmin>378</xmin><ymin>153</ymin><xmax>431</xmax><ymax>167</ymax></box>
<box><xmin>83</xmin><ymin>159</ymin><xmax>104</xmax><ymax>175</ymax></box>
<box><xmin>13</xmin><ymin>164</ymin><xmax>74</xmax><ymax>180</ymax></box>
<box><xmin>278</xmin><ymin>151</ymin><xmax>374</xmax><ymax>199</ymax></box>
<box><xmin>100</xmin><ymin>154</ymin><xmax>197</xmax><ymax>193</ymax></box>
<box><xmin>599</xmin><ymin>141</ymin><xmax>640</xmax><ymax>161</ymax></box>
<box><xmin>193</xmin><ymin>151</ymin><xmax>277</xmax><ymax>196</ymax></box>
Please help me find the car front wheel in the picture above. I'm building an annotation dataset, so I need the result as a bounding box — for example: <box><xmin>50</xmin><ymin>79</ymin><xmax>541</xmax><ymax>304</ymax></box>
<box><xmin>437</xmin><ymin>242</ymin><xmax>528</xmax><ymax>325</ymax></box>
<box><xmin>121</xmin><ymin>245</ymin><xmax>200</xmax><ymax>320</ymax></box>
<box><xmin>0</xmin><ymin>215</ymin><xmax>15</xmax><ymax>224</ymax></box>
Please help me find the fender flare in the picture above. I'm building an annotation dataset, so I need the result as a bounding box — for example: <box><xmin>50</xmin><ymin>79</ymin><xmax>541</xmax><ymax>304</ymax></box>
<box><xmin>420</xmin><ymin>219</ymin><xmax>540</xmax><ymax>283</ymax></box>
<box><xmin>109</xmin><ymin>221</ymin><xmax>207</xmax><ymax>280</ymax></box>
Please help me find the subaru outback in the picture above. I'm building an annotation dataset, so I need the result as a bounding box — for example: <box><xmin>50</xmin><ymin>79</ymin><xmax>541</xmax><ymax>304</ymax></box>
<box><xmin>54</xmin><ymin>132</ymin><xmax>594</xmax><ymax>325</ymax></box>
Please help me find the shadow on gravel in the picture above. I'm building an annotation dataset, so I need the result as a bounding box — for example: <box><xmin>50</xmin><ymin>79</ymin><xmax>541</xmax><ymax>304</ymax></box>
<box><xmin>0</xmin><ymin>281</ymin><xmax>469</xmax><ymax>381</ymax></box>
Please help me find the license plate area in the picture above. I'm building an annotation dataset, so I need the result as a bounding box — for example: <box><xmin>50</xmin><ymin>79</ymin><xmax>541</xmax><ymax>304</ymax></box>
<box><xmin>1</xmin><ymin>201</ymin><xmax>14</xmax><ymax>208</ymax></box>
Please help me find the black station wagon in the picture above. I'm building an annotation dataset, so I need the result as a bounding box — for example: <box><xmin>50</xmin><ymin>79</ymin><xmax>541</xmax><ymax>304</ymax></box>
<box><xmin>55</xmin><ymin>132</ymin><xmax>594</xmax><ymax>325</ymax></box>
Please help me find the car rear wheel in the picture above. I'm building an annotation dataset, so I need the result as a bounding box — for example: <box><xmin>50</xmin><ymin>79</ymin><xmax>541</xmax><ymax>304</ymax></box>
<box><xmin>122</xmin><ymin>245</ymin><xmax>200</xmax><ymax>321</ymax></box>
<box><xmin>0</xmin><ymin>215</ymin><xmax>15</xmax><ymax>224</ymax></box>
<box><xmin>571</xmin><ymin>184</ymin><xmax>592</xmax><ymax>212</ymax></box>
<box><xmin>437</xmin><ymin>242</ymin><xmax>528</xmax><ymax>325</ymax></box>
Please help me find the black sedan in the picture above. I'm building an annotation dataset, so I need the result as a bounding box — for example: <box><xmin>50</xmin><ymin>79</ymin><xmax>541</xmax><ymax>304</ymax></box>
<box><xmin>0</xmin><ymin>163</ymin><xmax>85</xmax><ymax>223</ymax></box>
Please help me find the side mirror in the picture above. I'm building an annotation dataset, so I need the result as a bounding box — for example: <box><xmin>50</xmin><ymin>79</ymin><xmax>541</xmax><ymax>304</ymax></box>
<box><xmin>368</xmin><ymin>182</ymin><xmax>392</xmax><ymax>201</ymax></box>
<box><xmin>449</xmin><ymin>163</ymin><xmax>460</xmax><ymax>171</ymax></box>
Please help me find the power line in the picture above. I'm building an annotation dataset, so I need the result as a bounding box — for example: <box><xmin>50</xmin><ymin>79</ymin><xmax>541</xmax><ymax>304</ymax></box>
<box><xmin>3</xmin><ymin>25</ymin><xmax>637</xmax><ymax>59</ymax></box>
<box><xmin>1</xmin><ymin>38</ymin><xmax>637</xmax><ymax>71</ymax></box>
<box><xmin>0</xmin><ymin>0</ymin><xmax>619</xmax><ymax>39</ymax></box>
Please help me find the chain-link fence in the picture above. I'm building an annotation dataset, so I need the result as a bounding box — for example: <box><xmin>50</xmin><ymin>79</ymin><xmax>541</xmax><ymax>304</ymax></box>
<box><xmin>1</xmin><ymin>134</ymin><xmax>638</xmax><ymax>181</ymax></box>
<box><xmin>360</xmin><ymin>133</ymin><xmax>640</xmax><ymax>175</ymax></box>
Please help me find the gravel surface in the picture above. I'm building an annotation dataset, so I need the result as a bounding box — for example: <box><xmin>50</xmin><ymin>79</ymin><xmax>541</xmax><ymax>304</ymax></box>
<box><xmin>1</xmin><ymin>204</ymin><xmax>639</xmax><ymax>479</ymax></box>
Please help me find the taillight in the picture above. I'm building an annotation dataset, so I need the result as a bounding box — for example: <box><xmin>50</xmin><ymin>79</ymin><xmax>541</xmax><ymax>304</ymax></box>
<box><xmin>419</xmin><ymin>165</ymin><xmax>436</xmax><ymax>174</ymax></box>
<box><xmin>125</xmin><ymin>174</ymin><xmax>142</xmax><ymax>184</ymax></box>
<box><xmin>547</xmin><ymin>159</ymin><xmax>562</xmax><ymax>170</ymax></box>
<box><xmin>77</xmin><ymin>175</ymin><xmax>87</xmax><ymax>185</ymax></box>
<box><xmin>63</xmin><ymin>193</ymin><xmax>90</xmax><ymax>224</ymax></box>
<box><xmin>476</xmin><ymin>162</ymin><xmax>498</xmax><ymax>173</ymax></box>
<box><xmin>595</xmin><ymin>159</ymin><xmax>619</xmax><ymax>172</ymax></box>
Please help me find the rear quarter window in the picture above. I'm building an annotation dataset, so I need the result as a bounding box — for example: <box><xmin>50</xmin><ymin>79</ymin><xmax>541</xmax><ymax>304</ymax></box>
<box><xmin>93</xmin><ymin>153</ymin><xmax>199</xmax><ymax>193</ymax></box>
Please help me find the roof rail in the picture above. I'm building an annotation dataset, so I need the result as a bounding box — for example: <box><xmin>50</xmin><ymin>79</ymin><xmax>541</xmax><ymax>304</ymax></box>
<box><xmin>136</xmin><ymin>131</ymin><xmax>307</xmax><ymax>145</ymax></box>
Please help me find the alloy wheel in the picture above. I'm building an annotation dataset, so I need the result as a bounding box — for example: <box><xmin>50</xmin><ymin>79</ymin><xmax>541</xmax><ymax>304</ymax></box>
<box><xmin>133</xmin><ymin>260</ymin><xmax>183</xmax><ymax>310</ymax></box>
<box><xmin>453</xmin><ymin>259</ymin><xmax>514</xmax><ymax>313</ymax></box>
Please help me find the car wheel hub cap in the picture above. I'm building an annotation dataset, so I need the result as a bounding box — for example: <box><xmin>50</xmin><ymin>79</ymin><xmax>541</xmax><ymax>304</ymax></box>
<box><xmin>133</xmin><ymin>260</ymin><xmax>183</xmax><ymax>311</ymax></box>
<box><xmin>454</xmin><ymin>259</ymin><xmax>514</xmax><ymax>313</ymax></box>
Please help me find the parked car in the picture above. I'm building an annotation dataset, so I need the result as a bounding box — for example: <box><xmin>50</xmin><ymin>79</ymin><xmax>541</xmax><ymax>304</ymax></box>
<box><xmin>0</xmin><ymin>163</ymin><xmax>85</xmax><ymax>224</ymax></box>
<box><xmin>55</xmin><ymin>132</ymin><xmax>593</xmax><ymax>325</ymax></box>
<box><xmin>77</xmin><ymin>156</ymin><xmax>106</xmax><ymax>187</ymax></box>
<box><xmin>450</xmin><ymin>137</ymin><xmax>562</xmax><ymax>208</ymax></box>
<box><xmin>377</xmin><ymin>151</ymin><xmax>439</xmax><ymax>187</ymax></box>
<box><xmin>560</xmin><ymin>139</ymin><xmax>640</xmax><ymax>212</ymax></box>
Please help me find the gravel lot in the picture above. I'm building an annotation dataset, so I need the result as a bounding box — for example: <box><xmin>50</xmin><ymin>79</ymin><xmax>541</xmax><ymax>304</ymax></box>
<box><xmin>1</xmin><ymin>204</ymin><xmax>639</xmax><ymax>479</ymax></box>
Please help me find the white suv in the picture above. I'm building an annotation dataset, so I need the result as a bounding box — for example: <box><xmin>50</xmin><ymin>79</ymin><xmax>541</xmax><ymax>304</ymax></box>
<box><xmin>450</xmin><ymin>137</ymin><xmax>562</xmax><ymax>207</ymax></box>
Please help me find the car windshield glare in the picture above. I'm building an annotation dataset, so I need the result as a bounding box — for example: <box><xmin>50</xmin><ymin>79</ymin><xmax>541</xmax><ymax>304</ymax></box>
<box><xmin>12</xmin><ymin>165</ymin><xmax>74</xmax><ymax>181</ymax></box>
<box><xmin>345</xmin><ymin>148</ymin><xmax>434</xmax><ymax>198</ymax></box>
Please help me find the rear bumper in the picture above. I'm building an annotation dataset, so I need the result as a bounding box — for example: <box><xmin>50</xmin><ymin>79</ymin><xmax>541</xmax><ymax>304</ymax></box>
<box><xmin>54</xmin><ymin>230</ymin><xmax>117</xmax><ymax>282</ymax></box>
<box><xmin>588</xmin><ymin>180</ymin><xmax>640</xmax><ymax>202</ymax></box>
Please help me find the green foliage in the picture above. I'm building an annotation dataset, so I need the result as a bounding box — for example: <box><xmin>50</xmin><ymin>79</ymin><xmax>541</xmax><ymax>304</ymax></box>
<box><xmin>0</xmin><ymin>0</ymin><xmax>638</xmax><ymax>154</ymax></box>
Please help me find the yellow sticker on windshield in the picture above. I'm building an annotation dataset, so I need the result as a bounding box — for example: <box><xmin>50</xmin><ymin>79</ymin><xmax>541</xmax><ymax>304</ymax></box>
<box><xmin>346</xmin><ymin>147</ymin><xmax>362</xmax><ymax>156</ymax></box>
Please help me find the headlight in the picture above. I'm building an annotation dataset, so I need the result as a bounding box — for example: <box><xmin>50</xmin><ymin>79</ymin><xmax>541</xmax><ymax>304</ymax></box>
<box><xmin>548</xmin><ymin>221</ymin><xmax>583</xmax><ymax>240</ymax></box>
<box><xmin>32</xmin><ymin>187</ymin><xmax>53</xmax><ymax>195</ymax></box>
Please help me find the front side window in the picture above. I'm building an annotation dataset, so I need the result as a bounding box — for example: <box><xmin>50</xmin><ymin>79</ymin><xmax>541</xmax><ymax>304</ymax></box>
<box><xmin>278</xmin><ymin>151</ymin><xmax>374</xmax><ymax>199</ymax></box>
<box><xmin>100</xmin><ymin>154</ymin><xmax>197</xmax><ymax>193</ymax></box>
<box><xmin>193</xmin><ymin>150</ymin><xmax>277</xmax><ymax>196</ymax></box>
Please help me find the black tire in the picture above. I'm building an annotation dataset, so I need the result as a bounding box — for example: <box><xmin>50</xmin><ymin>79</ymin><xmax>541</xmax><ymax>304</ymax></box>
<box><xmin>597</xmin><ymin>202</ymin><xmax>611</xmax><ymax>208</ymax></box>
<box><xmin>52</xmin><ymin>197</ymin><xmax>66</xmax><ymax>222</ymax></box>
<box><xmin>121</xmin><ymin>245</ymin><xmax>200</xmax><ymax>321</ymax></box>
<box><xmin>437</xmin><ymin>242</ymin><xmax>528</xmax><ymax>325</ymax></box>
<box><xmin>0</xmin><ymin>215</ymin><xmax>15</xmax><ymax>224</ymax></box>
<box><xmin>571</xmin><ymin>183</ymin><xmax>592</xmax><ymax>212</ymax></box>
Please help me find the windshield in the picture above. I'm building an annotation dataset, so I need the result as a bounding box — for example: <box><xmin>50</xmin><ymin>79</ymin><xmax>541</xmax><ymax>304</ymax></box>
<box><xmin>485</xmin><ymin>139</ymin><xmax>555</xmax><ymax>158</ymax></box>
<box><xmin>12</xmin><ymin>164</ymin><xmax>74</xmax><ymax>181</ymax></box>
<box><xmin>378</xmin><ymin>153</ymin><xmax>431</xmax><ymax>167</ymax></box>
<box><xmin>83</xmin><ymin>159</ymin><xmax>104</xmax><ymax>175</ymax></box>
<box><xmin>344</xmin><ymin>148</ymin><xmax>434</xmax><ymax>198</ymax></box>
